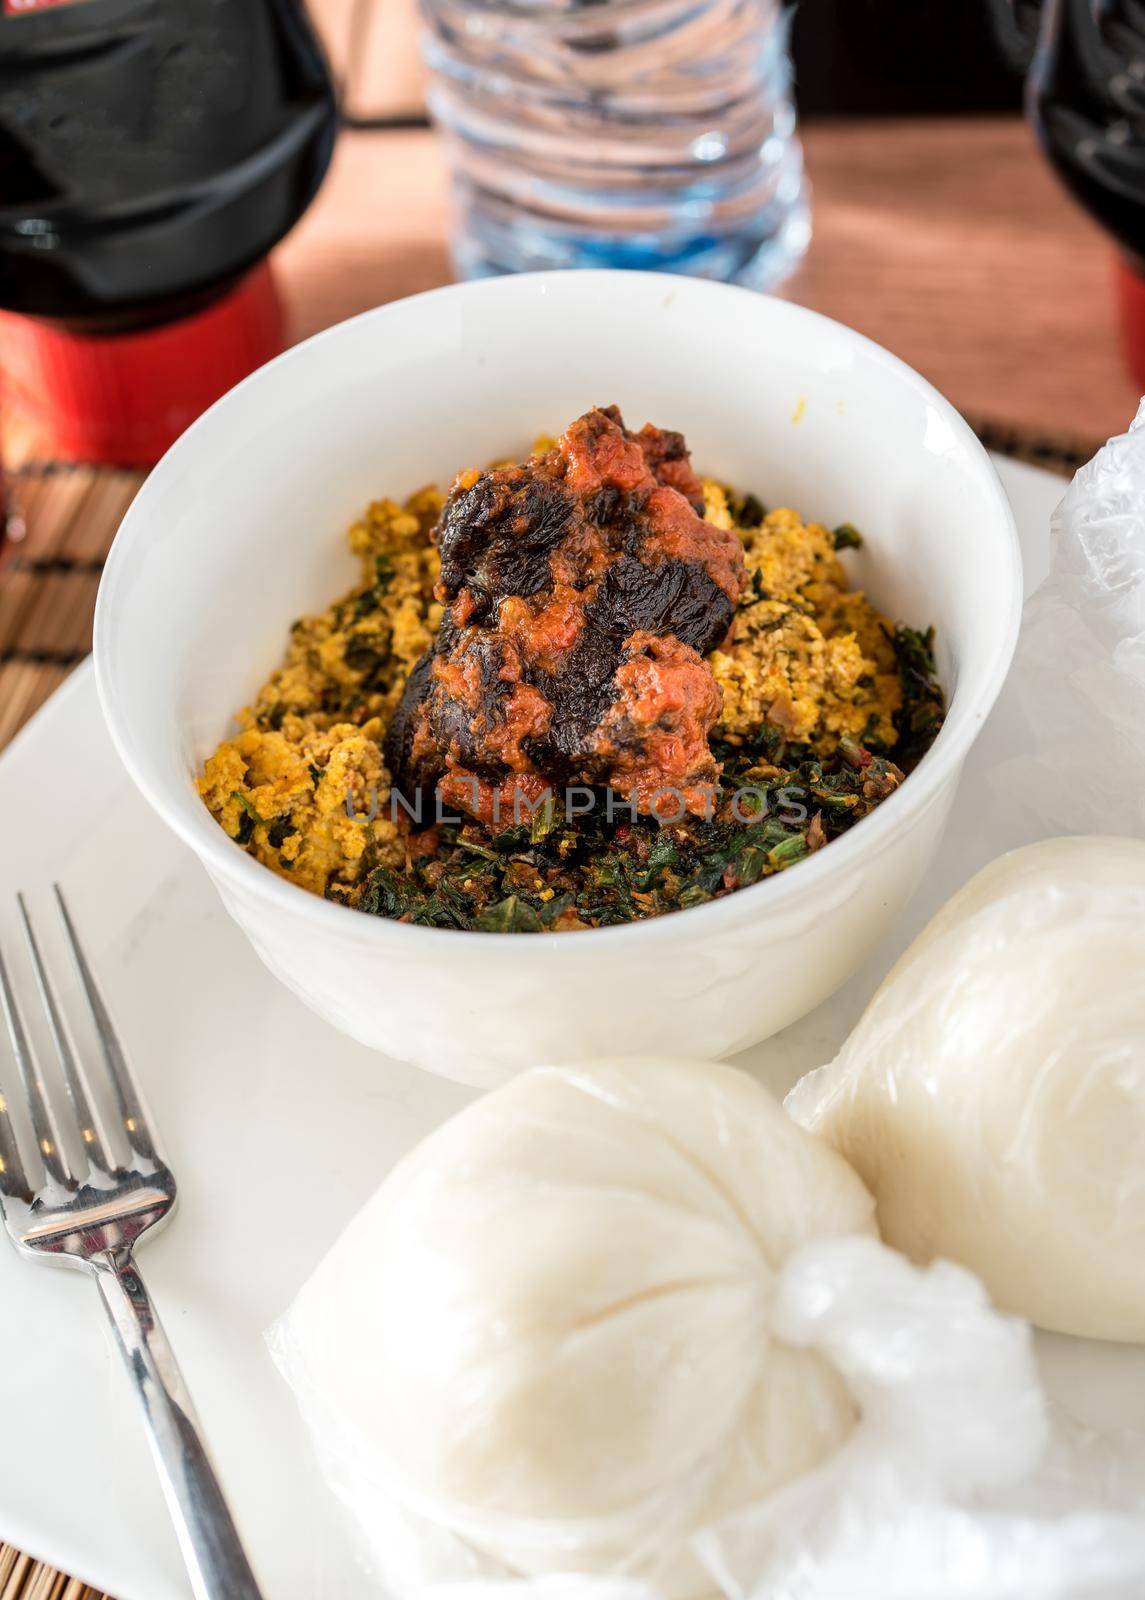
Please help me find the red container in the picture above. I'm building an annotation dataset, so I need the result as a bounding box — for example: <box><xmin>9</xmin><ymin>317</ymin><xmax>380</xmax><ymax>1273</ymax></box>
<box><xmin>1115</xmin><ymin>256</ymin><xmax>1145</xmax><ymax>393</ymax></box>
<box><xmin>0</xmin><ymin>264</ymin><xmax>284</xmax><ymax>468</ymax></box>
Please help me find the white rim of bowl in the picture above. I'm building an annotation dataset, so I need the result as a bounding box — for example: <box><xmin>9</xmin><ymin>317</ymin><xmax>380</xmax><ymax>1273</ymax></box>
<box><xmin>94</xmin><ymin>270</ymin><xmax>1024</xmax><ymax>951</ymax></box>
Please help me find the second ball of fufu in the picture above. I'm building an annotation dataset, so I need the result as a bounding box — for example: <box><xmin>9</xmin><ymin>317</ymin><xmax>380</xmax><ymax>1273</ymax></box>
<box><xmin>788</xmin><ymin>835</ymin><xmax>1145</xmax><ymax>1343</ymax></box>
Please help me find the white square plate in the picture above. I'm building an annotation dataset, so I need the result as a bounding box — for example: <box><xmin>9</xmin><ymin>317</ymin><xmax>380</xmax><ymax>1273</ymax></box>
<box><xmin>1</xmin><ymin>456</ymin><xmax>1143</xmax><ymax>1599</ymax></box>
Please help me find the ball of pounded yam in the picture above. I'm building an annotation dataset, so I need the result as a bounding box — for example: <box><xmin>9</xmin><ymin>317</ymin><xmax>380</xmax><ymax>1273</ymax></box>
<box><xmin>788</xmin><ymin>835</ymin><xmax>1145</xmax><ymax>1343</ymax></box>
<box><xmin>279</xmin><ymin>1057</ymin><xmax>875</xmax><ymax>1595</ymax></box>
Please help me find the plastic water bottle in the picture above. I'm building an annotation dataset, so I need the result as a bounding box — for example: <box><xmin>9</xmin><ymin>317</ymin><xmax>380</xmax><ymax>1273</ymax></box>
<box><xmin>419</xmin><ymin>0</ymin><xmax>811</xmax><ymax>288</ymax></box>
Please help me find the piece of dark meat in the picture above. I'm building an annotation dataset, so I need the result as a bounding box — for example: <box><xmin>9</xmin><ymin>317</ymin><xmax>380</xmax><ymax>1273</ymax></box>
<box><xmin>384</xmin><ymin>406</ymin><xmax>746</xmax><ymax>824</ymax></box>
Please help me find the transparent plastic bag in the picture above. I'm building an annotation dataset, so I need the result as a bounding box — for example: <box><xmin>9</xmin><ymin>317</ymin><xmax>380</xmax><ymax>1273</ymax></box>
<box><xmin>270</xmin><ymin>1219</ymin><xmax>1145</xmax><ymax>1600</ymax></box>
<box><xmin>990</xmin><ymin>398</ymin><xmax>1145</xmax><ymax>836</ymax></box>
<box><xmin>694</xmin><ymin>1238</ymin><xmax>1145</xmax><ymax>1600</ymax></box>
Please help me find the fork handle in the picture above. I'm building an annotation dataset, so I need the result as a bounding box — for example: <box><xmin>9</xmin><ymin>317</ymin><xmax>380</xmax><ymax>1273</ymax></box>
<box><xmin>93</xmin><ymin>1248</ymin><xmax>267</xmax><ymax>1600</ymax></box>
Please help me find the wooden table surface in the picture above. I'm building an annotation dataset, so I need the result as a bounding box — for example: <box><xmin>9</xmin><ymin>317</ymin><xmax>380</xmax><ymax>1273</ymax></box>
<box><xmin>0</xmin><ymin>111</ymin><xmax>1132</xmax><ymax>1600</ymax></box>
<box><xmin>272</xmin><ymin>114</ymin><xmax>1140</xmax><ymax>453</ymax></box>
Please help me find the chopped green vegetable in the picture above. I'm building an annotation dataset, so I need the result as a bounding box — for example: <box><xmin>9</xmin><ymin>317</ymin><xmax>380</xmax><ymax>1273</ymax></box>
<box><xmin>229</xmin><ymin>790</ymin><xmax>269</xmax><ymax>846</ymax></box>
<box><xmin>267</xmin><ymin>817</ymin><xmax>296</xmax><ymax>849</ymax></box>
<box><xmin>230</xmin><ymin>792</ymin><xmax>267</xmax><ymax>824</ymax></box>
<box><xmin>888</xmin><ymin>624</ymin><xmax>946</xmax><ymax>769</ymax></box>
<box><xmin>255</xmin><ymin>702</ymin><xmax>287</xmax><ymax>732</ymax></box>
<box><xmin>729</xmin><ymin>491</ymin><xmax>766</xmax><ymax>527</ymax></box>
<box><xmin>352</xmin><ymin>555</ymin><xmax>397</xmax><ymax>620</ymax></box>
<box><xmin>740</xmin><ymin>567</ymin><xmax>770</xmax><ymax>611</ymax></box>
<box><xmin>833</xmin><ymin>522</ymin><xmax>863</xmax><ymax>551</ymax></box>
<box><xmin>343</xmin><ymin>633</ymin><xmax>391</xmax><ymax>686</ymax></box>
<box><xmin>345</xmin><ymin>701</ymin><xmax>938</xmax><ymax>933</ymax></box>
<box><xmin>529</xmin><ymin>795</ymin><xmax>558</xmax><ymax>844</ymax></box>
<box><xmin>475</xmin><ymin>896</ymin><xmax>544</xmax><ymax>933</ymax></box>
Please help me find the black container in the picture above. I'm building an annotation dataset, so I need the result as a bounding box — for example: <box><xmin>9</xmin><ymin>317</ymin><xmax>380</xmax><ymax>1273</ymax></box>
<box><xmin>1025</xmin><ymin>0</ymin><xmax>1145</xmax><ymax>259</ymax></box>
<box><xmin>999</xmin><ymin>0</ymin><xmax>1145</xmax><ymax>383</ymax></box>
<box><xmin>0</xmin><ymin>0</ymin><xmax>338</xmax><ymax>333</ymax></box>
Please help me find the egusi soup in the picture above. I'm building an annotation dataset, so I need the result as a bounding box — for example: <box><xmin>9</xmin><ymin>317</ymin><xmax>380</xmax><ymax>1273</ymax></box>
<box><xmin>198</xmin><ymin>407</ymin><xmax>944</xmax><ymax>932</ymax></box>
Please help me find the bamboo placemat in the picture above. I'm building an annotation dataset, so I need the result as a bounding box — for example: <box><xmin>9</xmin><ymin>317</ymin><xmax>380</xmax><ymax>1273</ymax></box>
<box><xmin>0</xmin><ymin>417</ymin><xmax>1104</xmax><ymax>1598</ymax></box>
<box><xmin>0</xmin><ymin>465</ymin><xmax>143</xmax><ymax>754</ymax></box>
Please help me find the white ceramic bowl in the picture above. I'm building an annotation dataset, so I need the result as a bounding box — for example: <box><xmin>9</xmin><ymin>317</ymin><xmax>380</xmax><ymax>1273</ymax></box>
<box><xmin>95</xmin><ymin>271</ymin><xmax>1021</xmax><ymax>1087</ymax></box>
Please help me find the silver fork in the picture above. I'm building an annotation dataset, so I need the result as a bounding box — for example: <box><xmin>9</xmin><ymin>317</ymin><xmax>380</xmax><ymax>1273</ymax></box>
<box><xmin>0</xmin><ymin>886</ymin><xmax>265</xmax><ymax>1600</ymax></box>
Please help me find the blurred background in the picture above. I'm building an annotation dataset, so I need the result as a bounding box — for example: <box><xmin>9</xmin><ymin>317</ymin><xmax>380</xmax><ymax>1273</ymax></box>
<box><xmin>1</xmin><ymin>0</ymin><xmax>1142</xmax><ymax>464</ymax></box>
<box><xmin>322</xmin><ymin>0</ymin><xmax>1030</xmax><ymax>126</ymax></box>
<box><xmin>286</xmin><ymin>0</ymin><xmax>1145</xmax><ymax>450</ymax></box>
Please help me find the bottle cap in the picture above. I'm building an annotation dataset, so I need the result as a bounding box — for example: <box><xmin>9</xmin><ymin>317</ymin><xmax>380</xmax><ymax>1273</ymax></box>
<box><xmin>0</xmin><ymin>262</ymin><xmax>284</xmax><ymax>467</ymax></box>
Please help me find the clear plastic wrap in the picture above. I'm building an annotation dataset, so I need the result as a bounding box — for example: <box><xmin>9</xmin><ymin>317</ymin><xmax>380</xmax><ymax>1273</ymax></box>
<box><xmin>990</xmin><ymin>398</ymin><xmax>1145</xmax><ymax>836</ymax></box>
<box><xmin>269</xmin><ymin>1059</ymin><xmax>1145</xmax><ymax>1600</ymax></box>
<box><xmin>695</xmin><ymin>1238</ymin><xmax>1145</xmax><ymax>1600</ymax></box>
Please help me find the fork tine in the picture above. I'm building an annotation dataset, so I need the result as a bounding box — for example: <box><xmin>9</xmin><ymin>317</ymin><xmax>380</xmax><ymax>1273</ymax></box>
<box><xmin>0</xmin><ymin>1082</ymin><xmax>33</xmax><ymax>1205</ymax></box>
<box><xmin>52</xmin><ymin>884</ymin><xmax>159</xmax><ymax>1166</ymax></box>
<box><xmin>0</xmin><ymin>939</ymin><xmax>70</xmax><ymax>1191</ymax></box>
<box><xmin>18</xmin><ymin>894</ymin><xmax>115</xmax><ymax>1181</ymax></box>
